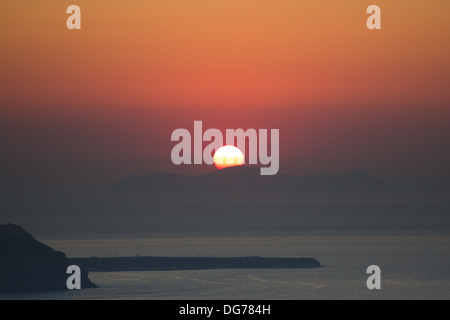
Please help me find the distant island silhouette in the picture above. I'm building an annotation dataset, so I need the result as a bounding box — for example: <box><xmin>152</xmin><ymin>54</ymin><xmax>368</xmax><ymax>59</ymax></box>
<box><xmin>1</xmin><ymin>224</ymin><xmax>322</xmax><ymax>293</ymax></box>
<box><xmin>0</xmin><ymin>224</ymin><xmax>96</xmax><ymax>293</ymax></box>
<box><xmin>109</xmin><ymin>167</ymin><xmax>396</xmax><ymax>193</ymax></box>
<box><xmin>70</xmin><ymin>256</ymin><xmax>321</xmax><ymax>272</ymax></box>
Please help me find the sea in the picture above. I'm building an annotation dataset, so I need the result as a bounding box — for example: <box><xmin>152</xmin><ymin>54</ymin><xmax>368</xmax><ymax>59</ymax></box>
<box><xmin>1</xmin><ymin>193</ymin><xmax>449</xmax><ymax>300</ymax></box>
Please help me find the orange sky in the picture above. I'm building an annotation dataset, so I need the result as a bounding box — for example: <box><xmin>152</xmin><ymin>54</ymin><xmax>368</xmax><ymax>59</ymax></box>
<box><xmin>1</xmin><ymin>1</ymin><xmax>449</xmax><ymax>191</ymax></box>
<box><xmin>2</xmin><ymin>0</ymin><xmax>449</xmax><ymax>108</ymax></box>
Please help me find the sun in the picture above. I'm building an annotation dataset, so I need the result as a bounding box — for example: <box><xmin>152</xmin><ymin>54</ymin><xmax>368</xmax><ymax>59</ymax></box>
<box><xmin>213</xmin><ymin>145</ymin><xmax>244</xmax><ymax>170</ymax></box>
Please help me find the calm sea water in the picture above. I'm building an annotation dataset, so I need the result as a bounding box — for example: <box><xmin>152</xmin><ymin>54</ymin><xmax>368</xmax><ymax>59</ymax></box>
<box><xmin>2</xmin><ymin>232</ymin><xmax>449</xmax><ymax>300</ymax></box>
<box><xmin>1</xmin><ymin>193</ymin><xmax>449</xmax><ymax>299</ymax></box>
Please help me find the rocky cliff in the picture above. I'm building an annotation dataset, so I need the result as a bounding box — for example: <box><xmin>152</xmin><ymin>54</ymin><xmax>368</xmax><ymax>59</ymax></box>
<box><xmin>0</xmin><ymin>224</ymin><xmax>96</xmax><ymax>293</ymax></box>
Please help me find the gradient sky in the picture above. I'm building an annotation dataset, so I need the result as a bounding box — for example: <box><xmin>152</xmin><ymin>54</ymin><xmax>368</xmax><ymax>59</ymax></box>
<box><xmin>1</xmin><ymin>1</ymin><xmax>449</xmax><ymax>193</ymax></box>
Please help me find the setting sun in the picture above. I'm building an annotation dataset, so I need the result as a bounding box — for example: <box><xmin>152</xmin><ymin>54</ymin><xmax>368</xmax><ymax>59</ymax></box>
<box><xmin>213</xmin><ymin>146</ymin><xmax>244</xmax><ymax>170</ymax></box>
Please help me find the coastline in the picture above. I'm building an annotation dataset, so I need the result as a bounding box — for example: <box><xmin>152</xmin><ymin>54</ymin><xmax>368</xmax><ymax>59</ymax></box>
<box><xmin>70</xmin><ymin>256</ymin><xmax>322</xmax><ymax>272</ymax></box>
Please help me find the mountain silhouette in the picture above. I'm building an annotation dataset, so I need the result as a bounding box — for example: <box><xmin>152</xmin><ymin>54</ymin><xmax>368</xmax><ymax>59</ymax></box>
<box><xmin>108</xmin><ymin>167</ymin><xmax>394</xmax><ymax>193</ymax></box>
<box><xmin>0</xmin><ymin>224</ymin><xmax>97</xmax><ymax>293</ymax></box>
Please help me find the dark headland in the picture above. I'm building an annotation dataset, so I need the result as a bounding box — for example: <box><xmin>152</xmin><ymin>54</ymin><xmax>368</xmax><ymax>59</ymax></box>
<box><xmin>0</xmin><ymin>224</ymin><xmax>96</xmax><ymax>293</ymax></box>
<box><xmin>1</xmin><ymin>223</ymin><xmax>321</xmax><ymax>294</ymax></box>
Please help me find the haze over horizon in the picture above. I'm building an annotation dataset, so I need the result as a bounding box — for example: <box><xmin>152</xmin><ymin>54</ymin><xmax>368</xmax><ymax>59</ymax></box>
<box><xmin>1</xmin><ymin>1</ymin><xmax>449</xmax><ymax>195</ymax></box>
<box><xmin>1</xmin><ymin>1</ymin><xmax>450</xmax><ymax>302</ymax></box>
